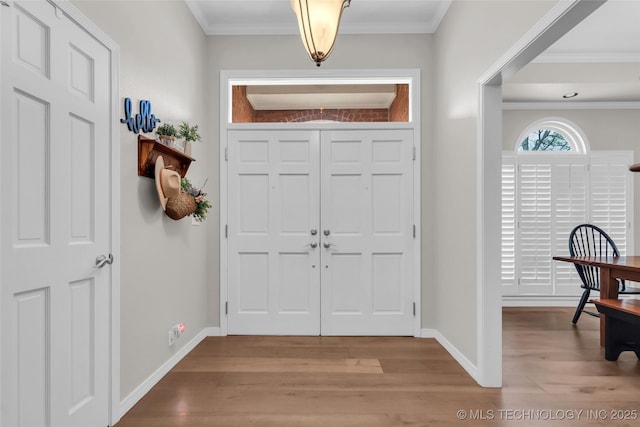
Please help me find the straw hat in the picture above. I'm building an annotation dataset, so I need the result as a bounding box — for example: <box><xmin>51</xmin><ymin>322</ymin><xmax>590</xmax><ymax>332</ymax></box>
<box><xmin>154</xmin><ymin>156</ymin><xmax>181</xmax><ymax>211</ymax></box>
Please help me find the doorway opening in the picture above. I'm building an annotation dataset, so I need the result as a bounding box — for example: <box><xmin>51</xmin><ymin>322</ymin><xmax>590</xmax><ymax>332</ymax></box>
<box><xmin>219</xmin><ymin>69</ymin><xmax>422</xmax><ymax>337</ymax></box>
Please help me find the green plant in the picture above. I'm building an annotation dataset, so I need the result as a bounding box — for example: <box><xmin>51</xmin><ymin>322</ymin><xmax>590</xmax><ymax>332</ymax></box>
<box><xmin>178</xmin><ymin>122</ymin><xmax>201</xmax><ymax>143</ymax></box>
<box><xmin>156</xmin><ymin>123</ymin><xmax>178</xmax><ymax>137</ymax></box>
<box><xmin>181</xmin><ymin>177</ymin><xmax>211</xmax><ymax>222</ymax></box>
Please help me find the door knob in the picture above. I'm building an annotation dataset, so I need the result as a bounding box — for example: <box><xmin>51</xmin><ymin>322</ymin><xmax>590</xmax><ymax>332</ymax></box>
<box><xmin>306</xmin><ymin>242</ymin><xmax>318</xmax><ymax>249</ymax></box>
<box><xmin>310</xmin><ymin>229</ymin><xmax>318</xmax><ymax>236</ymax></box>
<box><xmin>323</xmin><ymin>229</ymin><xmax>331</xmax><ymax>236</ymax></box>
<box><xmin>94</xmin><ymin>253</ymin><xmax>114</xmax><ymax>268</ymax></box>
<box><xmin>323</xmin><ymin>242</ymin><xmax>334</xmax><ymax>249</ymax></box>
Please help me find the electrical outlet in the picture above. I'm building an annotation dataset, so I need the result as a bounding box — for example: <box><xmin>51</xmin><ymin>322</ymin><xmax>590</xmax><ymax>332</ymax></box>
<box><xmin>168</xmin><ymin>329</ymin><xmax>176</xmax><ymax>347</ymax></box>
<box><xmin>168</xmin><ymin>323</ymin><xmax>185</xmax><ymax>347</ymax></box>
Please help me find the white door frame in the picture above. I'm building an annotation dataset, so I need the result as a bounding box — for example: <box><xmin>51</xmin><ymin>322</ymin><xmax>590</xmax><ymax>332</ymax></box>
<box><xmin>0</xmin><ymin>0</ymin><xmax>120</xmax><ymax>423</ymax></box>
<box><xmin>219</xmin><ymin>69</ymin><xmax>422</xmax><ymax>337</ymax></box>
<box><xmin>477</xmin><ymin>0</ymin><xmax>606</xmax><ymax>387</ymax></box>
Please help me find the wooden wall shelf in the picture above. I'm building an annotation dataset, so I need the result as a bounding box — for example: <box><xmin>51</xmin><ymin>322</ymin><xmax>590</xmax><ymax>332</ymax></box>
<box><xmin>138</xmin><ymin>134</ymin><xmax>195</xmax><ymax>178</ymax></box>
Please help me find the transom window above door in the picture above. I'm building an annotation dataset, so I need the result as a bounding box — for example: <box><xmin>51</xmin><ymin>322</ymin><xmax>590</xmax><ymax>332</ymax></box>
<box><xmin>230</xmin><ymin>81</ymin><xmax>412</xmax><ymax>124</ymax></box>
<box><xmin>232</xmin><ymin>83</ymin><xmax>409</xmax><ymax>123</ymax></box>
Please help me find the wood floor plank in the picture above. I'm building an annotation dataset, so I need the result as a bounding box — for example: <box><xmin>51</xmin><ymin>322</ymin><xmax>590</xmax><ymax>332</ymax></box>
<box><xmin>174</xmin><ymin>356</ymin><xmax>383</xmax><ymax>373</ymax></box>
<box><xmin>116</xmin><ymin>308</ymin><xmax>640</xmax><ymax>427</ymax></box>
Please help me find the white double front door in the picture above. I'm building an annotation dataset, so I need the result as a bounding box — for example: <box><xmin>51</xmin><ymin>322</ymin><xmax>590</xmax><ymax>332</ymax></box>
<box><xmin>1</xmin><ymin>1</ymin><xmax>112</xmax><ymax>426</ymax></box>
<box><xmin>227</xmin><ymin>129</ymin><xmax>415</xmax><ymax>335</ymax></box>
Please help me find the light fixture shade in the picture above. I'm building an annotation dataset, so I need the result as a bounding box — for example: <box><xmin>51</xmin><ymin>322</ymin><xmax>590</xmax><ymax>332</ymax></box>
<box><xmin>291</xmin><ymin>0</ymin><xmax>350</xmax><ymax>66</ymax></box>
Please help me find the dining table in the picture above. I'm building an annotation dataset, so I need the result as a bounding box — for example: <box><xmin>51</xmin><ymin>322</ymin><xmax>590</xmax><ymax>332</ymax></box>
<box><xmin>552</xmin><ymin>255</ymin><xmax>640</xmax><ymax>345</ymax></box>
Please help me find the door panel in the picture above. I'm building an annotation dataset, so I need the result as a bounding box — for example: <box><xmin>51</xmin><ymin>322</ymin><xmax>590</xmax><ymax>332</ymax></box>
<box><xmin>320</xmin><ymin>130</ymin><xmax>414</xmax><ymax>335</ymax></box>
<box><xmin>1</xmin><ymin>2</ymin><xmax>111</xmax><ymax>426</ymax></box>
<box><xmin>228</xmin><ymin>130</ymin><xmax>321</xmax><ymax>334</ymax></box>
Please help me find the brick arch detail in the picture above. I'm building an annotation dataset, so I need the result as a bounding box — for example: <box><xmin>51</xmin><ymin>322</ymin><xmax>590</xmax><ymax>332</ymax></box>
<box><xmin>254</xmin><ymin>108</ymin><xmax>390</xmax><ymax>123</ymax></box>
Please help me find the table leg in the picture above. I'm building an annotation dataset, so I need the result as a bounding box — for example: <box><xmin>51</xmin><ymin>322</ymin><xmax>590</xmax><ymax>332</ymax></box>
<box><xmin>598</xmin><ymin>266</ymin><xmax>619</xmax><ymax>346</ymax></box>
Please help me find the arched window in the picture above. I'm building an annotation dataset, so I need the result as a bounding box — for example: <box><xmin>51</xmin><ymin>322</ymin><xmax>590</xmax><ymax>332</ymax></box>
<box><xmin>515</xmin><ymin>118</ymin><xmax>588</xmax><ymax>154</ymax></box>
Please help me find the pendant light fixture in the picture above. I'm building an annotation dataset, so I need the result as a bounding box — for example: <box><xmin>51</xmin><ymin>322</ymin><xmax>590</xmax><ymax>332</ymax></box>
<box><xmin>291</xmin><ymin>0</ymin><xmax>351</xmax><ymax>67</ymax></box>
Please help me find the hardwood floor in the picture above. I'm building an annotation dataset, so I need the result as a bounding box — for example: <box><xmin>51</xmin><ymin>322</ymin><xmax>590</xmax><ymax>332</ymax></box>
<box><xmin>115</xmin><ymin>308</ymin><xmax>640</xmax><ymax>426</ymax></box>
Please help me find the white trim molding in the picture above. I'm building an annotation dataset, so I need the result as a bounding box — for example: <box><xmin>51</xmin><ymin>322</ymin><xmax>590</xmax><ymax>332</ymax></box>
<box><xmin>504</xmin><ymin>101</ymin><xmax>640</xmax><ymax>110</ymax></box>
<box><xmin>534</xmin><ymin>52</ymin><xmax>640</xmax><ymax>64</ymax></box>
<box><xmin>186</xmin><ymin>0</ymin><xmax>451</xmax><ymax>36</ymax></box>
<box><xmin>502</xmin><ymin>296</ymin><xmax>580</xmax><ymax>307</ymax></box>
<box><xmin>420</xmin><ymin>329</ymin><xmax>479</xmax><ymax>383</ymax></box>
<box><xmin>219</xmin><ymin>69</ymin><xmax>422</xmax><ymax>338</ymax></box>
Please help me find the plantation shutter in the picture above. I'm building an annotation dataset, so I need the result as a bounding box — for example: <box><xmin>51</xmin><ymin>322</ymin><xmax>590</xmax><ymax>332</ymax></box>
<box><xmin>501</xmin><ymin>151</ymin><xmax>633</xmax><ymax>299</ymax></box>
<box><xmin>551</xmin><ymin>157</ymin><xmax>587</xmax><ymax>295</ymax></box>
<box><xmin>590</xmin><ymin>153</ymin><xmax>632</xmax><ymax>255</ymax></box>
<box><xmin>501</xmin><ymin>154</ymin><xmax>516</xmax><ymax>293</ymax></box>
<box><xmin>517</xmin><ymin>159</ymin><xmax>553</xmax><ymax>294</ymax></box>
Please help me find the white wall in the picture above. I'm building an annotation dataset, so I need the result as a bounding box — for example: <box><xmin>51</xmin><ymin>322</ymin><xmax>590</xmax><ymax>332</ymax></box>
<box><xmin>71</xmin><ymin>0</ymin><xmax>211</xmax><ymax>399</ymax></box>
<box><xmin>432</xmin><ymin>0</ymin><xmax>557</xmax><ymax>364</ymax></box>
<box><xmin>504</xmin><ymin>108</ymin><xmax>640</xmax><ymax>249</ymax></box>
<box><xmin>206</xmin><ymin>33</ymin><xmax>437</xmax><ymax>327</ymax></box>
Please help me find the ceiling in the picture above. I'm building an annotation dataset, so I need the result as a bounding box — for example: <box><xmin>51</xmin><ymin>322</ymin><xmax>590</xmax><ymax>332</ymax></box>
<box><xmin>504</xmin><ymin>0</ymin><xmax>640</xmax><ymax>103</ymax></box>
<box><xmin>186</xmin><ymin>0</ymin><xmax>640</xmax><ymax>105</ymax></box>
<box><xmin>246</xmin><ymin>84</ymin><xmax>397</xmax><ymax>110</ymax></box>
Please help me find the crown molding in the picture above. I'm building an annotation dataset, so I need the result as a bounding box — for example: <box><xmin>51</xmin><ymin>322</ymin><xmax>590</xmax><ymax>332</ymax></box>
<box><xmin>184</xmin><ymin>0</ymin><xmax>210</xmax><ymax>34</ymax></box>
<box><xmin>186</xmin><ymin>0</ymin><xmax>451</xmax><ymax>36</ymax></box>
<box><xmin>503</xmin><ymin>101</ymin><xmax>640</xmax><ymax>110</ymax></box>
<box><xmin>534</xmin><ymin>52</ymin><xmax>640</xmax><ymax>63</ymax></box>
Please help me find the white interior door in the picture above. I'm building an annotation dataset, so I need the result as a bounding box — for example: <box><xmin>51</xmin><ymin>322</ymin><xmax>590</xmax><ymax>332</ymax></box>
<box><xmin>227</xmin><ymin>130</ymin><xmax>321</xmax><ymax>334</ymax></box>
<box><xmin>227</xmin><ymin>128</ymin><xmax>414</xmax><ymax>336</ymax></box>
<box><xmin>1</xmin><ymin>1</ymin><xmax>111</xmax><ymax>426</ymax></box>
<box><xmin>320</xmin><ymin>130</ymin><xmax>414</xmax><ymax>335</ymax></box>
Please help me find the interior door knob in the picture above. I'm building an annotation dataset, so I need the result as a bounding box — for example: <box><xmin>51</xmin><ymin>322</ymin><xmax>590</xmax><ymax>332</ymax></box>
<box><xmin>306</xmin><ymin>242</ymin><xmax>318</xmax><ymax>249</ymax></box>
<box><xmin>323</xmin><ymin>229</ymin><xmax>331</xmax><ymax>236</ymax></box>
<box><xmin>323</xmin><ymin>242</ymin><xmax>334</xmax><ymax>249</ymax></box>
<box><xmin>94</xmin><ymin>253</ymin><xmax>114</xmax><ymax>268</ymax></box>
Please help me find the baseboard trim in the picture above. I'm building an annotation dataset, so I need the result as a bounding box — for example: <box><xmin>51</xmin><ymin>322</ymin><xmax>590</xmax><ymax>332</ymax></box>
<box><xmin>502</xmin><ymin>296</ymin><xmax>579</xmax><ymax>307</ymax></box>
<box><xmin>418</xmin><ymin>328</ymin><xmax>437</xmax><ymax>338</ymax></box>
<box><xmin>420</xmin><ymin>328</ymin><xmax>479</xmax><ymax>384</ymax></box>
<box><xmin>204</xmin><ymin>326</ymin><xmax>222</xmax><ymax>336</ymax></box>
<box><xmin>119</xmin><ymin>327</ymin><xmax>218</xmax><ymax>418</ymax></box>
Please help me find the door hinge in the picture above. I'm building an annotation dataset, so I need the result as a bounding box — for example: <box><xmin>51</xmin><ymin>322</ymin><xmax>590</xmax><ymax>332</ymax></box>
<box><xmin>225</xmin><ymin>301</ymin><xmax>228</xmax><ymax>315</ymax></box>
<box><xmin>225</xmin><ymin>224</ymin><xmax>228</xmax><ymax>238</ymax></box>
<box><xmin>413</xmin><ymin>225</ymin><xmax>416</xmax><ymax>238</ymax></box>
<box><xmin>413</xmin><ymin>146</ymin><xmax>416</xmax><ymax>161</ymax></box>
<box><xmin>225</xmin><ymin>147</ymin><xmax>228</xmax><ymax>161</ymax></box>
<box><xmin>413</xmin><ymin>302</ymin><xmax>416</xmax><ymax>316</ymax></box>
